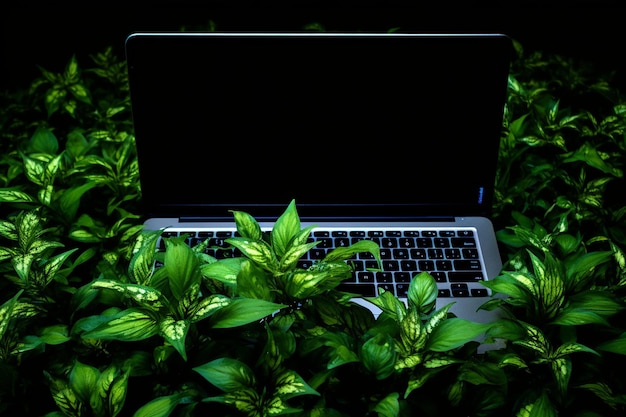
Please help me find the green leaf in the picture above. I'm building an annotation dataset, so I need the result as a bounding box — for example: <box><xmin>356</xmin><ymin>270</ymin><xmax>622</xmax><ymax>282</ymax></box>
<box><xmin>133</xmin><ymin>393</ymin><xmax>188</xmax><ymax>417</ymax></box>
<box><xmin>274</xmin><ymin>369</ymin><xmax>319</xmax><ymax>399</ymax></box>
<box><xmin>236</xmin><ymin>260</ymin><xmax>273</xmax><ymax>301</ymax></box>
<box><xmin>324</xmin><ymin>239</ymin><xmax>381</xmax><ymax>265</ymax></box>
<box><xmin>91</xmin><ymin>280</ymin><xmax>166</xmax><ymax>311</ymax></box>
<box><xmin>407</xmin><ymin>271</ymin><xmax>438</xmax><ymax>315</ymax></box>
<box><xmin>201</xmin><ymin>257</ymin><xmax>245</xmax><ymax>286</ymax></box>
<box><xmin>38</xmin><ymin>324</ymin><xmax>71</xmax><ymax>345</ymax></box>
<box><xmin>231</xmin><ymin>210</ymin><xmax>263</xmax><ymax>240</ymax></box>
<box><xmin>163</xmin><ymin>237</ymin><xmax>201</xmax><ymax>300</ymax></box>
<box><xmin>0</xmin><ymin>189</ymin><xmax>36</xmax><ymax>204</ymax></box>
<box><xmin>193</xmin><ymin>357</ymin><xmax>256</xmax><ymax>392</ymax></box>
<box><xmin>271</xmin><ymin>199</ymin><xmax>301</xmax><ymax>259</ymax></box>
<box><xmin>69</xmin><ymin>360</ymin><xmax>99</xmax><ymax>406</ymax></box>
<box><xmin>372</xmin><ymin>392</ymin><xmax>400</xmax><ymax>417</ymax></box>
<box><xmin>128</xmin><ymin>229</ymin><xmax>162</xmax><ymax>285</ymax></box>
<box><xmin>0</xmin><ymin>290</ymin><xmax>23</xmax><ymax>340</ymax></box>
<box><xmin>29</xmin><ymin>126</ymin><xmax>59</xmax><ymax>154</ymax></box>
<box><xmin>426</xmin><ymin>318</ymin><xmax>491</xmax><ymax>352</ymax></box>
<box><xmin>189</xmin><ymin>294</ymin><xmax>231</xmax><ymax>322</ymax></box>
<box><xmin>209</xmin><ymin>298</ymin><xmax>285</xmax><ymax>329</ymax></box>
<box><xmin>82</xmin><ymin>308</ymin><xmax>159</xmax><ymax>342</ymax></box>
<box><xmin>284</xmin><ymin>270</ymin><xmax>330</xmax><ymax>299</ymax></box>
<box><xmin>226</xmin><ymin>237</ymin><xmax>278</xmax><ymax>273</ymax></box>
<box><xmin>94</xmin><ymin>364</ymin><xmax>130</xmax><ymax>417</ymax></box>
<box><xmin>159</xmin><ymin>316</ymin><xmax>190</xmax><ymax>360</ymax></box>
<box><xmin>597</xmin><ymin>333</ymin><xmax>626</xmax><ymax>355</ymax></box>
<box><xmin>360</xmin><ymin>332</ymin><xmax>397</xmax><ymax>380</ymax></box>
<box><xmin>57</xmin><ymin>181</ymin><xmax>98</xmax><ymax>221</ymax></box>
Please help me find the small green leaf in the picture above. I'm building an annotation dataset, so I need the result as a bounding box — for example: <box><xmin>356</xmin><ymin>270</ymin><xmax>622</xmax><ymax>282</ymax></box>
<box><xmin>201</xmin><ymin>257</ymin><xmax>245</xmax><ymax>286</ymax></box>
<box><xmin>69</xmin><ymin>360</ymin><xmax>99</xmax><ymax>406</ymax></box>
<box><xmin>597</xmin><ymin>333</ymin><xmax>626</xmax><ymax>355</ymax></box>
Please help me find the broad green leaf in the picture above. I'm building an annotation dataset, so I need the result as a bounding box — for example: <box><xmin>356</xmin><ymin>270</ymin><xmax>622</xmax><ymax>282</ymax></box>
<box><xmin>164</xmin><ymin>237</ymin><xmax>201</xmax><ymax>300</ymax></box>
<box><xmin>82</xmin><ymin>308</ymin><xmax>159</xmax><ymax>342</ymax></box>
<box><xmin>193</xmin><ymin>357</ymin><xmax>255</xmax><ymax>392</ymax></box>
<box><xmin>69</xmin><ymin>360</ymin><xmax>99</xmax><ymax>405</ymax></box>
<box><xmin>367</xmin><ymin>288</ymin><xmax>406</xmax><ymax>321</ymax></box>
<box><xmin>407</xmin><ymin>271</ymin><xmax>438</xmax><ymax>315</ymax></box>
<box><xmin>133</xmin><ymin>393</ymin><xmax>187</xmax><ymax>417</ymax></box>
<box><xmin>201</xmin><ymin>257</ymin><xmax>245</xmax><ymax>286</ymax></box>
<box><xmin>597</xmin><ymin>333</ymin><xmax>626</xmax><ymax>355</ymax></box>
<box><xmin>57</xmin><ymin>181</ymin><xmax>98</xmax><ymax>221</ymax></box>
<box><xmin>209</xmin><ymin>298</ymin><xmax>285</xmax><ymax>329</ymax></box>
<box><xmin>372</xmin><ymin>392</ymin><xmax>400</xmax><ymax>417</ymax></box>
<box><xmin>360</xmin><ymin>332</ymin><xmax>397</xmax><ymax>380</ymax></box>
<box><xmin>231</xmin><ymin>210</ymin><xmax>263</xmax><ymax>240</ymax></box>
<box><xmin>566</xmin><ymin>250</ymin><xmax>612</xmax><ymax>291</ymax></box>
<box><xmin>236</xmin><ymin>259</ymin><xmax>273</xmax><ymax>301</ymax></box>
<box><xmin>536</xmin><ymin>252</ymin><xmax>564</xmax><ymax>318</ymax></box>
<box><xmin>38</xmin><ymin>324</ymin><xmax>71</xmax><ymax>345</ymax></box>
<box><xmin>426</xmin><ymin>318</ymin><xmax>491</xmax><ymax>352</ymax></box>
<box><xmin>515</xmin><ymin>390</ymin><xmax>557</xmax><ymax>417</ymax></box>
<box><xmin>29</xmin><ymin>126</ymin><xmax>59</xmax><ymax>154</ymax></box>
<box><xmin>271</xmin><ymin>199</ymin><xmax>301</xmax><ymax>258</ymax></box>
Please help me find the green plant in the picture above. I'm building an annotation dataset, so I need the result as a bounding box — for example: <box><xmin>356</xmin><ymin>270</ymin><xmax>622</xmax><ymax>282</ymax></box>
<box><xmin>0</xmin><ymin>36</ymin><xmax>626</xmax><ymax>417</ymax></box>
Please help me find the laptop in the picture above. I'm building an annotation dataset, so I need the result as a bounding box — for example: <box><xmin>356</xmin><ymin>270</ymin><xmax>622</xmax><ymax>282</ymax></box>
<box><xmin>125</xmin><ymin>32</ymin><xmax>512</xmax><ymax>323</ymax></box>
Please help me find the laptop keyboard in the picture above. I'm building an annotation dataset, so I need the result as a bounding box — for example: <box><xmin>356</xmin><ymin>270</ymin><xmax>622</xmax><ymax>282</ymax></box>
<box><xmin>158</xmin><ymin>227</ymin><xmax>491</xmax><ymax>299</ymax></box>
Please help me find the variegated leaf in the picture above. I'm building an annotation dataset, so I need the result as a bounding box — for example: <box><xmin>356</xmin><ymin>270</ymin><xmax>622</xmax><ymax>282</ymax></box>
<box><xmin>231</xmin><ymin>210</ymin><xmax>262</xmax><ymax>240</ymax></box>
<box><xmin>189</xmin><ymin>294</ymin><xmax>231</xmax><ymax>323</ymax></box>
<box><xmin>82</xmin><ymin>308</ymin><xmax>159</xmax><ymax>342</ymax></box>
<box><xmin>551</xmin><ymin>357</ymin><xmax>571</xmax><ymax>397</ymax></box>
<box><xmin>159</xmin><ymin>316</ymin><xmax>190</xmax><ymax>360</ymax></box>
<box><xmin>284</xmin><ymin>270</ymin><xmax>329</xmax><ymax>299</ymax></box>
<box><xmin>128</xmin><ymin>229</ymin><xmax>162</xmax><ymax>285</ymax></box>
<box><xmin>274</xmin><ymin>369</ymin><xmax>319</xmax><ymax>399</ymax></box>
<box><xmin>278</xmin><ymin>240</ymin><xmax>319</xmax><ymax>271</ymax></box>
<box><xmin>226</xmin><ymin>237</ymin><xmax>278</xmax><ymax>272</ymax></box>
<box><xmin>553</xmin><ymin>342</ymin><xmax>598</xmax><ymax>358</ymax></box>
<box><xmin>512</xmin><ymin>322</ymin><xmax>550</xmax><ymax>356</ymax></box>
<box><xmin>91</xmin><ymin>280</ymin><xmax>166</xmax><ymax>311</ymax></box>
<box><xmin>201</xmin><ymin>257</ymin><xmax>245</xmax><ymax>286</ymax></box>
<box><xmin>0</xmin><ymin>189</ymin><xmax>36</xmax><ymax>204</ymax></box>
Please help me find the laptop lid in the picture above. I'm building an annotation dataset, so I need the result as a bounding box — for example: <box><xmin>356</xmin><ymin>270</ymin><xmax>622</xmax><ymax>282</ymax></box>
<box><xmin>125</xmin><ymin>32</ymin><xmax>512</xmax><ymax>223</ymax></box>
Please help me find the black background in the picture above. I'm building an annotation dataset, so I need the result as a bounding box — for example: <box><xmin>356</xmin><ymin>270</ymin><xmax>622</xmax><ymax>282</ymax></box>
<box><xmin>1</xmin><ymin>1</ymin><xmax>626</xmax><ymax>92</ymax></box>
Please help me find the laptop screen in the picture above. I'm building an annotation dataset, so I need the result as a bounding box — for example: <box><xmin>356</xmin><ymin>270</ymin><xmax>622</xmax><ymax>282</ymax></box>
<box><xmin>126</xmin><ymin>33</ymin><xmax>512</xmax><ymax>221</ymax></box>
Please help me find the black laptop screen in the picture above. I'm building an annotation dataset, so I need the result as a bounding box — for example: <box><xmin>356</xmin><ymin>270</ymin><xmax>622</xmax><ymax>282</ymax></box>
<box><xmin>125</xmin><ymin>33</ymin><xmax>512</xmax><ymax>220</ymax></box>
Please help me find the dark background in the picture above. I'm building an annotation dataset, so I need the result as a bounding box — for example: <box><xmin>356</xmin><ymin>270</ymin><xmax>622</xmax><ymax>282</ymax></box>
<box><xmin>1</xmin><ymin>1</ymin><xmax>625</xmax><ymax>92</ymax></box>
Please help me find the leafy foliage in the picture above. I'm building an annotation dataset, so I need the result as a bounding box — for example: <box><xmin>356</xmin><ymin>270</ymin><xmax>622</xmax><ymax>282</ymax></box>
<box><xmin>0</xmin><ymin>36</ymin><xmax>626</xmax><ymax>417</ymax></box>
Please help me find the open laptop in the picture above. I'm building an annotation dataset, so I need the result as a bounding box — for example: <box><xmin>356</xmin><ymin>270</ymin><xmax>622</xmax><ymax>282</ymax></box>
<box><xmin>125</xmin><ymin>32</ymin><xmax>512</xmax><ymax>323</ymax></box>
